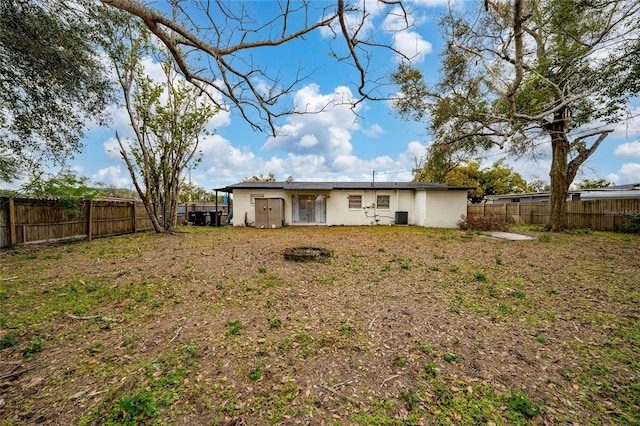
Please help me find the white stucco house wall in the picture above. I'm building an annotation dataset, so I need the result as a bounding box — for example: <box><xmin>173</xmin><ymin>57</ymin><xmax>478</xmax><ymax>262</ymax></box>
<box><xmin>220</xmin><ymin>181</ymin><xmax>469</xmax><ymax>228</ymax></box>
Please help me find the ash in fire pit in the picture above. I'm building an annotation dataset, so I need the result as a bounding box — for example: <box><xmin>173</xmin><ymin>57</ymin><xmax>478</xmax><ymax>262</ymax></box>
<box><xmin>284</xmin><ymin>247</ymin><xmax>331</xmax><ymax>261</ymax></box>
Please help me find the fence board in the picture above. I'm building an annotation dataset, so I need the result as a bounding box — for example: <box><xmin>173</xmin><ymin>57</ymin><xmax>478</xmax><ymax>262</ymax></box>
<box><xmin>467</xmin><ymin>199</ymin><xmax>640</xmax><ymax>232</ymax></box>
<box><xmin>0</xmin><ymin>197</ymin><xmax>156</xmax><ymax>247</ymax></box>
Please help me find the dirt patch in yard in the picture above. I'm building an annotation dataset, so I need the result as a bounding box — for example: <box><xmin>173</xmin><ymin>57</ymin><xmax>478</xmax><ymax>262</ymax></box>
<box><xmin>0</xmin><ymin>226</ymin><xmax>638</xmax><ymax>425</ymax></box>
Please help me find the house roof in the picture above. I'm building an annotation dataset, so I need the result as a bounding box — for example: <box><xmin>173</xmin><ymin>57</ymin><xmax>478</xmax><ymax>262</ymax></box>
<box><xmin>219</xmin><ymin>181</ymin><xmax>469</xmax><ymax>192</ymax></box>
<box><xmin>609</xmin><ymin>183</ymin><xmax>640</xmax><ymax>190</ymax></box>
<box><xmin>485</xmin><ymin>191</ymin><xmax>559</xmax><ymax>200</ymax></box>
<box><xmin>485</xmin><ymin>183</ymin><xmax>640</xmax><ymax>201</ymax></box>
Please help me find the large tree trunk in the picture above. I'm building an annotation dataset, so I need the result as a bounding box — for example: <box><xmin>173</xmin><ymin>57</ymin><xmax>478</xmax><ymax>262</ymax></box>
<box><xmin>546</xmin><ymin>119</ymin><xmax>570</xmax><ymax>232</ymax></box>
<box><xmin>162</xmin><ymin>174</ymin><xmax>179</xmax><ymax>234</ymax></box>
<box><xmin>166</xmin><ymin>184</ymin><xmax>180</xmax><ymax>233</ymax></box>
<box><xmin>141</xmin><ymin>194</ymin><xmax>165</xmax><ymax>233</ymax></box>
<box><xmin>116</xmin><ymin>131</ymin><xmax>166</xmax><ymax>233</ymax></box>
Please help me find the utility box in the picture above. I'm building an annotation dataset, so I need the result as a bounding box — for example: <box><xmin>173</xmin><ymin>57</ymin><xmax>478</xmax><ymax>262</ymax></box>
<box><xmin>395</xmin><ymin>211</ymin><xmax>408</xmax><ymax>225</ymax></box>
<box><xmin>255</xmin><ymin>198</ymin><xmax>284</xmax><ymax>228</ymax></box>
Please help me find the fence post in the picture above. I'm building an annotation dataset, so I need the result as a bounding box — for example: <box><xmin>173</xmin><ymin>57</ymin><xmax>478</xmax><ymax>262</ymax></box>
<box><xmin>8</xmin><ymin>198</ymin><xmax>16</xmax><ymax>246</ymax></box>
<box><xmin>529</xmin><ymin>207</ymin><xmax>533</xmax><ymax>224</ymax></box>
<box><xmin>87</xmin><ymin>200</ymin><xmax>93</xmax><ymax>241</ymax></box>
<box><xmin>131</xmin><ymin>202</ymin><xmax>137</xmax><ymax>233</ymax></box>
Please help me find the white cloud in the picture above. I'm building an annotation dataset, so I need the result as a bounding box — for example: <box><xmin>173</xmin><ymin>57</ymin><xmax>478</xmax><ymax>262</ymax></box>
<box><xmin>68</xmin><ymin>164</ymin><xmax>85</xmax><ymax>175</ymax></box>
<box><xmin>333</xmin><ymin>154</ymin><xmax>361</xmax><ymax>170</ymax></box>
<box><xmin>406</xmin><ymin>141</ymin><xmax>427</xmax><ymax>157</ymax></box>
<box><xmin>358</xmin><ymin>0</ymin><xmax>386</xmax><ymax>17</ymax></box>
<box><xmin>199</xmin><ymin>134</ymin><xmax>256</xmax><ymax>171</ymax></box>
<box><xmin>193</xmin><ymin>133</ymin><xmax>275</xmax><ymax>187</ymax></box>
<box><xmin>103</xmin><ymin>137</ymin><xmax>123</xmax><ymax>162</ymax></box>
<box><xmin>382</xmin><ymin>6</ymin><xmax>415</xmax><ymax>32</ymax></box>
<box><xmin>281</xmin><ymin>153</ymin><xmax>328</xmax><ymax>179</ymax></box>
<box><xmin>262</xmin><ymin>84</ymin><xmax>360</xmax><ymax>165</ymax></box>
<box><xmin>163</xmin><ymin>124</ymin><xmax>432</xmax><ymax>186</ymax></box>
<box><xmin>381</xmin><ymin>6</ymin><xmax>433</xmax><ymax>63</ymax></box>
<box><xmin>363</xmin><ymin>123</ymin><xmax>385</xmax><ymax>138</ymax></box>
<box><xmin>392</xmin><ymin>31</ymin><xmax>433</xmax><ymax>63</ymax></box>
<box><xmin>140</xmin><ymin>57</ymin><xmax>166</xmax><ymax>84</ymax></box>
<box><xmin>263</xmin><ymin>156</ymin><xmax>288</xmax><ymax>177</ymax></box>
<box><xmin>110</xmin><ymin>106</ymin><xmax>132</xmax><ymax>133</ymax></box>
<box><xmin>91</xmin><ymin>166</ymin><xmax>131</xmax><ymax>188</ymax></box>
<box><xmin>299</xmin><ymin>135</ymin><xmax>319</xmax><ymax>148</ymax></box>
<box><xmin>570</xmin><ymin>104</ymin><xmax>640</xmax><ymax>148</ymax></box>
<box><xmin>607</xmin><ymin>163</ymin><xmax>640</xmax><ymax>185</ymax></box>
<box><xmin>208</xmin><ymin>106</ymin><xmax>232</xmax><ymax>130</ymax></box>
<box><xmin>614</xmin><ymin>141</ymin><xmax>640</xmax><ymax>158</ymax></box>
<box><xmin>609</xmin><ymin>105</ymin><xmax>640</xmax><ymax>138</ymax></box>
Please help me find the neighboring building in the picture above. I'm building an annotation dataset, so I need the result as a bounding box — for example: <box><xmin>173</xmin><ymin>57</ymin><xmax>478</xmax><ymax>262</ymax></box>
<box><xmin>219</xmin><ymin>181</ymin><xmax>469</xmax><ymax>228</ymax></box>
<box><xmin>484</xmin><ymin>183</ymin><xmax>640</xmax><ymax>204</ymax></box>
<box><xmin>484</xmin><ymin>191</ymin><xmax>582</xmax><ymax>204</ymax></box>
<box><xmin>580</xmin><ymin>183</ymin><xmax>640</xmax><ymax>200</ymax></box>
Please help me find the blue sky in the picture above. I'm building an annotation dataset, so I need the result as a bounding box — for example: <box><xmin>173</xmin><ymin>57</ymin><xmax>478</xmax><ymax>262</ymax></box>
<box><xmin>70</xmin><ymin>1</ymin><xmax>640</xmax><ymax>191</ymax></box>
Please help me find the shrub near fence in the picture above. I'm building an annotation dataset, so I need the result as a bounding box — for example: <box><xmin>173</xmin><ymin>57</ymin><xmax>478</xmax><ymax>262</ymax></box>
<box><xmin>0</xmin><ymin>197</ymin><xmax>153</xmax><ymax>247</ymax></box>
<box><xmin>467</xmin><ymin>198</ymin><xmax>640</xmax><ymax>232</ymax></box>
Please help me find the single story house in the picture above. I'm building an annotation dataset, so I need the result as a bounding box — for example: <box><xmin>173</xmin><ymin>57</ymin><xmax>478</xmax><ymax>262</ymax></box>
<box><xmin>219</xmin><ymin>181</ymin><xmax>469</xmax><ymax>228</ymax></box>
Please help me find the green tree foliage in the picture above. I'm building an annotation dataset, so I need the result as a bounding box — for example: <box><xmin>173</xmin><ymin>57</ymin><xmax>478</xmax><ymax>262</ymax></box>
<box><xmin>415</xmin><ymin>158</ymin><xmax>528</xmax><ymax>203</ymax></box>
<box><xmin>526</xmin><ymin>179</ymin><xmax>550</xmax><ymax>193</ymax></box>
<box><xmin>393</xmin><ymin>0</ymin><xmax>640</xmax><ymax>231</ymax></box>
<box><xmin>179</xmin><ymin>183</ymin><xmax>215</xmax><ymax>203</ymax></box>
<box><xmin>574</xmin><ymin>179</ymin><xmax>614</xmax><ymax>190</ymax></box>
<box><xmin>0</xmin><ymin>0</ymin><xmax>112</xmax><ymax>182</ymax></box>
<box><xmin>23</xmin><ymin>171</ymin><xmax>100</xmax><ymax>217</ymax></box>
<box><xmin>242</xmin><ymin>173</ymin><xmax>277</xmax><ymax>183</ymax></box>
<box><xmin>411</xmin><ymin>140</ymin><xmax>481</xmax><ymax>184</ymax></box>
<box><xmin>105</xmin><ymin>14</ymin><xmax>218</xmax><ymax>234</ymax></box>
<box><xmin>97</xmin><ymin>187</ymin><xmax>139</xmax><ymax>199</ymax></box>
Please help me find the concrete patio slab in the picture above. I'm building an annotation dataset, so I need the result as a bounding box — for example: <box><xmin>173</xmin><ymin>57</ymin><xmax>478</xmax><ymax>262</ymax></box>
<box><xmin>485</xmin><ymin>231</ymin><xmax>537</xmax><ymax>240</ymax></box>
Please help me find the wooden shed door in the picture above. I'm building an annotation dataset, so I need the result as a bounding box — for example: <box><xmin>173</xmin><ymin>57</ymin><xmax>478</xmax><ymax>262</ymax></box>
<box><xmin>255</xmin><ymin>198</ymin><xmax>284</xmax><ymax>228</ymax></box>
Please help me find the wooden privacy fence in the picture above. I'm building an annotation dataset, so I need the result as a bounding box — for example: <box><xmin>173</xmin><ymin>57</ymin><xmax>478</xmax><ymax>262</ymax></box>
<box><xmin>467</xmin><ymin>198</ymin><xmax>640</xmax><ymax>232</ymax></box>
<box><xmin>0</xmin><ymin>197</ymin><xmax>154</xmax><ymax>247</ymax></box>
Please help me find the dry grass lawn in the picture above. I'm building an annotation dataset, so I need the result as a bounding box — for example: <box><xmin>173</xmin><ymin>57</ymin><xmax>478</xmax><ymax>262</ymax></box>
<box><xmin>0</xmin><ymin>225</ymin><xmax>638</xmax><ymax>425</ymax></box>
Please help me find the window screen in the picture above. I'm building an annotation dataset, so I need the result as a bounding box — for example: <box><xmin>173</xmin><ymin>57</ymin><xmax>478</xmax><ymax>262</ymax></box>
<box><xmin>377</xmin><ymin>195</ymin><xmax>390</xmax><ymax>209</ymax></box>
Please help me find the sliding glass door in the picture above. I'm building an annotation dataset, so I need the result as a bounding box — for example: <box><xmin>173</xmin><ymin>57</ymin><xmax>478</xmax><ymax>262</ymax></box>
<box><xmin>292</xmin><ymin>194</ymin><xmax>326</xmax><ymax>223</ymax></box>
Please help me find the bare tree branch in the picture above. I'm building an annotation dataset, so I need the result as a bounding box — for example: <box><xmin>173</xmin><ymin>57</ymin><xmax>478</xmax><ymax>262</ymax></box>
<box><xmin>101</xmin><ymin>0</ymin><xmax>410</xmax><ymax>135</ymax></box>
<box><xmin>567</xmin><ymin>130</ymin><xmax>614</xmax><ymax>184</ymax></box>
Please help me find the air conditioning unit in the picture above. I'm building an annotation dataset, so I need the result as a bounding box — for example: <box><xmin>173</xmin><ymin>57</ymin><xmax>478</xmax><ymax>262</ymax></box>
<box><xmin>395</xmin><ymin>211</ymin><xmax>408</xmax><ymax>225</ymax></box>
